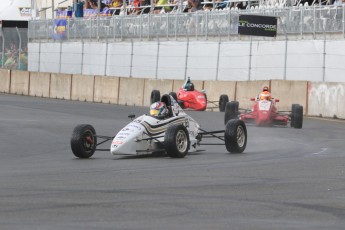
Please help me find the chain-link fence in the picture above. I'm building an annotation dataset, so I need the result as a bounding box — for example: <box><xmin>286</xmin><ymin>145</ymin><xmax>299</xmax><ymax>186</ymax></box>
<box><xmin>29</xmin><ymin>5</ymin><xmax>345</xmax><ymax>42</ymax></box>
<box><xmin>0</xmin><ymin>28</ymin><xmax>28</xmax><ymax>70</ymax></box>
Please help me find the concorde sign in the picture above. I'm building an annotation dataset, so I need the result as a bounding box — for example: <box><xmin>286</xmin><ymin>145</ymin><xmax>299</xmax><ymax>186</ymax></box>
<box><xmin>238</xmin><ymin>15</ymin><xmax>278</xmax><ymax>37</ymax></box>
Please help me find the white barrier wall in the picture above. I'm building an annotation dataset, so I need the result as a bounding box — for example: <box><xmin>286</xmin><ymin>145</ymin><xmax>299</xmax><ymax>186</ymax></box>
<box><xmin>286</xmin><ymin>40</ymin><xmax>324</xmax><ymax>81</ymax></box>
<box><xmin>106</xmin><ymin>43</ymin><xmax>132</xmax><ymax>77</ymax></box>
<box><xmin>186</xmin><ymin>41</ymin><xmax>219</xmax><ymax>80</ymax></box>
<box><xmin>308</xmin><ymin>82</ymin><xmax>345</xmax><ymax>119</ymax></box>
<box><xmin>251</xmin><ymin>41</ymin><xmax>286</xmax><ymax>80</ymax></box>
<box><xmin>82</xmin><ymin>42</ymin><xmax>107</xmax><ymax>76</ymax></box>
<box><xmin>131</xmin><ymin>42</ymin><xmax>158</xmax><ymax>78</ymax></box>
<box><xmin>28</xmin><ymin>43</ymin><xmax>40</xmax><ymax>72</ymax></box>
<box><xmin>218</xmin><ymin>41</ymin><xmax>250</xmax><ymax>81</ymax></box>
<box><xmin>40</xmin><ymin>43</ymin><xmax>61</xmax><ymax>73</ymax></box>
<box><xmin>28</xmin><ymin>40</ymin><xmax>345</xmax><ymax>82</ymax></box>
<box><xmin>29</xmin><ymin>40</ymin><xmax>345</xmax><ymax>82</ymax></box>
<box><xmin>324</xmin><ymin>40</ymin><xmax>345</xmax><ymax>82</ymax></box>
<box><xmin>157</xmin><ymin>41</ymin><xmax>187</xmax><ymax>80</ymax></box>
<box><xmin>61</xmin><ymin>43</ymin><xmax>83</xmax><ymax>74</ymax></box>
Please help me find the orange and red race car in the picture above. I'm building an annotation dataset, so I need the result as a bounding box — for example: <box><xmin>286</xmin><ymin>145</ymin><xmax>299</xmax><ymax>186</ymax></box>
<box><xmin>224</xmin><ymin>96</ymin><xmax>303</xmax><ymax>129</ymax></box>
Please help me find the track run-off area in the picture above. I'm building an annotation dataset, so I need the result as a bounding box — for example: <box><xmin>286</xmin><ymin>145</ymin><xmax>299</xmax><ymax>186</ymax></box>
<box><xmin>1</xmin><ymin>93</ymin><xmax>345</xmax><ymax>230</ymax></box>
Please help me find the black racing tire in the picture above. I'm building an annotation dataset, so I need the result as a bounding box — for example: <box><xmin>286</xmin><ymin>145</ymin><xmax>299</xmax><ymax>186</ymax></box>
<box><xmin>150</xmin><ymin>90</ymin><xmax>161</xmax><ymax>104</ymax></box>
<box><xmin>169</xmin><ymin>92</ymin><xmax>178</xmax><ymax>101</ymax></box>
<box><xmin>224</xmin><ymin>119</ymin><xmax>247</xmax><ymax>153</ymax></box>
<box><xmin>290</xmin><ymin>104</ymin><xmax>299</xmax><ymax>127</ymax></box>
<box><xmin>164</xmin><ymin>124</ymin><xmax>190</xmax><ymax>158</ymax></box>
<box><xmin>293</xmin><ymin>105</ymin><xmax>303</xmax><ymax>129</ymax></box>
<box><xmin>224</xmin><ymin>101</ymin><xmax>239</xmax><ymax>125</ymax></box>
<box><xmin>219</xmin><ymin>94</ymin><xmax>229</xmax><ymax>112</ymax></box>
<box><xmin>71</xmin><ymin>124</ymin><xmax>97</xmax><ymax>159</ymax></box>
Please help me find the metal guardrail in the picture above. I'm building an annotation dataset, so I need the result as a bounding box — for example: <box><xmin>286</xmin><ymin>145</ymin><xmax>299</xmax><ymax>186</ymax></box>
<box><xmin>29</xmin><ymin>5</ymin><xmax>345</xmax><ymax>41</ymax></box>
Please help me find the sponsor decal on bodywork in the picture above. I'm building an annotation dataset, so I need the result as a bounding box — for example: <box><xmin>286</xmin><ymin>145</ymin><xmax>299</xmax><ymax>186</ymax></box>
<box><xmin>141</xmin><ymin>117</ymin><xmax>186</xmax><ymax>136</ymax></box>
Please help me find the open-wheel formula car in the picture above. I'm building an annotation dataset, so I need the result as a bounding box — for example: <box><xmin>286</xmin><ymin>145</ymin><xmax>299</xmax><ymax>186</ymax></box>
<box><xmin>71</xmin><ymin>95</ymin><xmax>247</xmax><ymax>159</ymax></box>
<box><xmin>150</xmin><ymin>89</ymin><xmax>229</xmax><ymax>112</ymax></box>
<box><xmin>224</xmin><ymin>97</ymin><xmax>303</xmax><ymax>129</ymax></box>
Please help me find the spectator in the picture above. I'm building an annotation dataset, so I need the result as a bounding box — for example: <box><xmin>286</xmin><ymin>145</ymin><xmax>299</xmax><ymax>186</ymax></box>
<box><xmin>154</xmin><ymin>0</ymin><xmax>171</xmax><ymax>14</ymax></box>
<box><xmin>85</xmin><ymin>0</ymin><xmax>106</xmax><ymax>9</ymax></box>
<box><xmin>187</xmin><ymin>0</ymin><xmax>202</xmax><ymax>12</ymax></box>
<box><xmin>109</xmin><ymin>0</ymin><xmax>123</xmax><ymax>15</ymax></box>
<box><xmin>67</xmin><ymin>6</ymin><xmax>73</xmax><ymax>17</ymax></box>
<box><xmin>74</xmin><ymin>0</ymin><xmax>84</xmax><ymax>17</ymax></box>
<box><xmin>140</xmin><ymin>0</ymin><xmax>151</xmax><ymax>14</ymax></box>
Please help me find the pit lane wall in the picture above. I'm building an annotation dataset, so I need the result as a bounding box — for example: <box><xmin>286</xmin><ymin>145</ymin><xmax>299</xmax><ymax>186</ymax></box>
<box><xmin>1</xmin><ymin>70</ymin><xmax>345</xmax><ymax>119</ymax></box>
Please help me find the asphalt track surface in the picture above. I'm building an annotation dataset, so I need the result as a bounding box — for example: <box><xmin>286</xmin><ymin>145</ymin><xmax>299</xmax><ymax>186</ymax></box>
<box><xmin>1</xmin><ymin>93</ymin><xmax>345</xmax><ymax>230</ymax></box>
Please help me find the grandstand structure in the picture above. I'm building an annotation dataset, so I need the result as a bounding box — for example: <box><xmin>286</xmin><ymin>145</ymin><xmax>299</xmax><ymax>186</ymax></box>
<box><xmin>29</xmin><ymin>4</ymin><xmax>345</xmax><ymax>42</ymax></box>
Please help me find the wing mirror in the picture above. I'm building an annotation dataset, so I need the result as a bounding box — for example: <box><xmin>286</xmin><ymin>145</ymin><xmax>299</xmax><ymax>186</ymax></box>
<box><xmin>250</xmin><ymin>97</ymin><xmax>255</xmax><ymax>101</ymax></box>
<box><xmin>202</xmin><ymin>89</ymin><xmax>206</xmax><ymax>93</ymax></box>
<box><xmin>128</xmin><ymin>114</ymin><xmax>136</xmax><ymax>120</ymax></box>
<box><xmin>275</xmin><ymin>99</ymin><xmax>279</xmax><ymax>102</ymax></box>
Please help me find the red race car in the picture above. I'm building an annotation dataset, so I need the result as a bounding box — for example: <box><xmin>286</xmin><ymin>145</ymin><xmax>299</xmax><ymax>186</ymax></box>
<box><xmin>150</xmin><ymin>78</ymin><xmax>229</xmax><ymax>112</ymax></box>
<box><xmin>224</xmin><ymin>97</ymin><xmax>303</xmax><ymax>129</ymax></box>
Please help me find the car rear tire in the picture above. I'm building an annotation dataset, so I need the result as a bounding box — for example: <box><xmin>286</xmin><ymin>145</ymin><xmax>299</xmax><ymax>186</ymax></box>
<box><xmin>293</xmin><ymin>105</ymin><xmax>303</xmax><ymax>129</ymax></box>
<box><xmin>224</xmin><ymin>119</ymin><xmax>247</xmax><ymax>153</ymax></box>
<box><xmin>290</xmin><ymin>104</ymin><xmax>299</xmax><ymax>127</ymax></box>
<box><xmin>151</xmin><ymin>90</ymin><xmax>161</xmax><ymax>104</ymax></box>
<box><xmin>71</xmin><ymin>124</ymin><xmax>97</xmax><ymax>159</ymax></box>
<box><xmin>164</xmin><ymin>124</ymin><xmax>190</xmax><ymax>158</ymax></box>
<box><xmin>224</xmin><ymin>101</ymin><xmax>239</xmax><ymax>125</ymax></box>
<box><xmin>219</xmin><ymin>94</ymin><xmax>229</xmax><ymax>112</ymax></box>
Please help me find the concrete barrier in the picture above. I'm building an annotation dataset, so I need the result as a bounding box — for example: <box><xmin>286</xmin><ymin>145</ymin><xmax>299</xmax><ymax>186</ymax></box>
<box><xmin>50</xmin><ymin>73</ymin><xmax>72</xmax><ymax>100</ymax></box>
<box><xmin>10</xmin><ymin>70</ymin><xmax>30</xmax><ymax>95</ymax></box>
<box><xmin>271</xmin><ymin>80</ymin><xmax>308</xmax><ymax>114</ymax></box>
<box><xmin>235</xmin><ymin>80</ymin><xmax>270</xmax><ymax>110</ymax></box>
<box><xmin>203</xmin><ymin>81</ymin><xmax>236</xmax><ymax>111</ymax></box>
<box><xmin>0</xmin><ymin>69</ymin><xmax>11</xmax><ymax>93</ymax></box>
<box><xmin>94</xmin><ymin>76</ymin><xmax>119</xmax><ymax>104</ymax></box>
<box><xmin>71</xmin><ymin>74</ymin><xmax>95</xmax><ymax>102</ymax></box>
<box><xmin>143</xmin><ymin>79</ymin><xmax>174</xmax><ymax>107</ymax></box>
<box><xmin>29</xmin><ymin>72</ymin><xmax>51</xmax><ymax>97</ymax></box>
<box><xmin>308</xmin><ymin>82</ymin><xmax>345</xmax><ymax>119</ymax></box>
<box><xmin>118</xmin><ymin>77</ymin><xmax>145</xmax><ymax>106</ymax></box>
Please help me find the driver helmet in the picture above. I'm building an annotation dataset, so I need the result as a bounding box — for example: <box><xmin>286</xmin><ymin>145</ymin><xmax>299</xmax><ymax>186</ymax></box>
<box><xmin>150</xmin><ymin>102</ymin><xmax>168</xmax><ymax>118</ymax></box>
<box><xmin>260</xmin><ymin>91</ymin><xmax>271</xmax><ymax>100</ymax></box>
<box><xmin>185</xmin><ymin>82</ymin><xmax>194</xmax><ymax>91</ymax></box>
<box><xmin>262</xmin><ymin>86</ymin><xmax>269</xmax><ymax>92</ymax></box>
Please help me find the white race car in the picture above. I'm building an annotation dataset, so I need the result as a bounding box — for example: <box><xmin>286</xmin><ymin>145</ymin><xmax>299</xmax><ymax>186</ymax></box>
<box><xmin>70</xmin><ymin>94</ymin><xmax>248</xmax><ymax>159</ymax></box>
